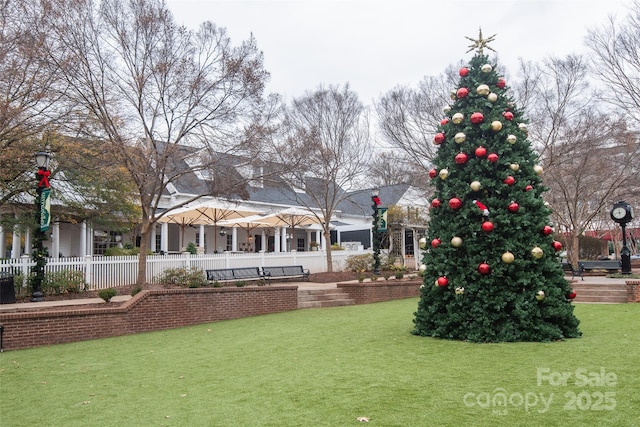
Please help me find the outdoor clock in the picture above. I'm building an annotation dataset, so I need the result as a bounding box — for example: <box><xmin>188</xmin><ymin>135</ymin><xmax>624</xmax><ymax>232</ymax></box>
<box><xmin>610</xmin><ymin>200</ymin><xmax>634</xmax><ymax>224</ymax></box>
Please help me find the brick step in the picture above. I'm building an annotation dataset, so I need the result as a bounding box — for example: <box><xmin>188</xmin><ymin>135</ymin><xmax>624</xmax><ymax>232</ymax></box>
<box><xmin>570</xmin><ymin>284</ymin><xmax>627</xmax><ymax>303</ymax></box>
<box><xmin>297</xmin><ymin>289</ymin><xmax>355</xmax><ymax>309</ymax></box>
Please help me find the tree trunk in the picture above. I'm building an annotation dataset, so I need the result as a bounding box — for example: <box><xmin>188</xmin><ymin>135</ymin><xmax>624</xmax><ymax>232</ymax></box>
<box><xmin>136</xmin><ymin>221</ymin><xmax>151</xmax><ymax>285</ymax></box>
<box><xmin>570</xmin><ymin>232</ymin><xmax>581</xmax><ymax>269</ymax></box>
<box><xmin>324</xmin><ymin>230</ymin><xmax>333</xmax><ymax>272</ymax></box>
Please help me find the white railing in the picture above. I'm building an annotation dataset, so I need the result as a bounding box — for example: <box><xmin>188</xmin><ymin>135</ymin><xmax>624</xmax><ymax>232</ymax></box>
<box><xmin>0</xmin><ymin>250</ymin><xmax>370</xmax><ymax>290</ymax></box>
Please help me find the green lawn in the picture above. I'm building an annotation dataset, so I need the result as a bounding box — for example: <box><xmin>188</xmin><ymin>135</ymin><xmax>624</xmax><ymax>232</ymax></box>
<box><xmin>1</xmin><ymin>300</ymin><xmax>639</xmax><ymax>426</ymax></box>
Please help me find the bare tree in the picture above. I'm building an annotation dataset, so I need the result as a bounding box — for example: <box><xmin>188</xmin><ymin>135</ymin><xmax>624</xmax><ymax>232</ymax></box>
<box><xmin>510</xmin><ymin>55</ymin><xmax>639</xmax><ymax>266</ymax></box>
<box><xmin>0</xmin><ymin>1</ymin><xmax>65</xmax><ymax>207</ymax></box>
<box><xmin>273</xmin><ymin>84</ymin><xmax>371</xmax><ymax>271</ymax></box>
<box><xmin>364</xmin><ymin>151</ymin><xmax>430</xmax><ymax>190</ymax></box>
<box><xmin>44</xmin><ymin>0</ymin><xmax>269</xmax><ymax>284</ymax></box>
<box><xmin>375</xmin><ymin>63</ymin><xmax>461</xmax><ymax>172</ymax></box>
<box><xmin>586</xmin><ymin>0</ymin><xmax>640</xmax><ymax>122</ymax></box>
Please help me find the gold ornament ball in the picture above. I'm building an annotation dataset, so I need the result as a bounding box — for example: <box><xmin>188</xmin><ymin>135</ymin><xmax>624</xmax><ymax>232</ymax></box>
<box><xmin>534</xmin><ymin>165</ymin><xmax>543</xmax><ymax>175</ymax></box>
<box><xmin>418</xmin><ymin>264</ymin><xmax>427</xmax><ymax>273</ymax></box>
<box><xmin>451</xmin><ymin>236</ymin><xmax>463</xmax><ymax>247</ymax></box>
<box><xmin>501</xmin><ymin>251</ymin><xmax>515</xmax><ymax>263</ymax></box>
<box><xmin>439</xmin><ymin>168</ymin><xmax>449</xmax><ymax>180</ymax></box>
<box><xmin>491</xmin><ymin>120</ymin><xmax>503</xmax><ymax>131</ymax></box>
<box><xmin>506</xmin><ymin>134</ymin><xmax>517</xmax><ymax>144</ymax></box>
<box><xmin>536</xmin><ymin>290</ymin><xmax>545</xmax><ymax>301</ymax></box>
<box><xmin>518</xmin><ymin>123</ymin><xmax>528</xmax><ymax>132</ymax></box>
<box><xmin>452</xmin><ymin>113</ymin><xmax>464</xmax><ymax>124</ymax></box>
<box><xmin>510</xmin><ymin>163</ymin><xmax>520</xmax><ymax>171</ymax></box>
<box><xmin>450</xmin><ymin>90</ymin><xmax>457</xmax><ymax>100</ymax></box>
<box><xmin>443</xmin><ymin>106</ymin><xmax>451</xmax><ymax>114</ymax></box>
<box><xmin>476</xmin><ymin>84</ymin><xmax>490</xmax><ymax>96</ymax></box>
<box><xmin>454</xmin><ymin>132</ymin><xmax>466</xmax><ymax>143</ymax></box>
<box><xmin>531</xmin><ymin>246</ymin><xmax>544</xmax><ymax>259</ymax></box>
<box><xmin>419</xmin><ymin>237</ymin><xmax>427</xmax><ymax>249</ymax></box>
<box><xmin>470</xmin><ymin>180</ymin><xmax>482</xmax><ymax>191</ymax></box>
<box><xmin>455</xmin><ymin>287</ymin><xmax>465</xmax><ymax>295</ymax></box>
<box><xmin>487</xmin><ymin>92</ymin><xmax>498</xmax><ymax>102</ymax></box>
<box><xmin>481</xmin><ymin>63</ymin><xmax>493</xmax><ymax>73</ymax></box>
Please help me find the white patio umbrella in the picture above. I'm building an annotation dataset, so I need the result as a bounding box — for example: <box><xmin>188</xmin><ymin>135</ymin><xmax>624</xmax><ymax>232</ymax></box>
<box><xmin>156</xmin><ymin>201</ymin><xmax>262</xmax><ymax>250</ymax></box>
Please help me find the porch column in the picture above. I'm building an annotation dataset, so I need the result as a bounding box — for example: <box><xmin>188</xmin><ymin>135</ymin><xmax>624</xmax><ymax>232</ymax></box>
<box><xmin>11</xmin><ymin>226</ymin><xmax>20</xmax><ymax>258</ymax></box>
<box><xmin>0</xmin><ymin>225</ymin><xmax>4</xmax><ymax>258</ymax></box>
<box><xmin>24</xmin><ymin>228</ymin><xmax>31</xmax><ymax>255</ymax></box>
<box><xmin>316</xmin><ymin>230</ymin><xmax>322</xmax><ymax>249</ymax></box>
<box><xmin>232</xmin><ymin>226</ymin><xmax>238</xmax><ymax>251</ymax></box>
<box><xmin>260</xmin><ymin>229</ymin><xmax>266</xmax><ymax>252</ymax></box>
<box><xmin>52</xmin><ymin>221</ymin><xmax>60</xmax><ymax>258</ymax></box>
<box><xmin>274</xmin><ymin>227</ymin><xmax>281</xmax><ymax>252</ymax></box>
<box><xmin>306</xmin><ymin>230</ymin><xmax>312</xmax><ymax>249</ymax></box>
<box><xmin>87</xmin><ymin>223</ymin><xmax>94</xmax><ymax>256</ymax></box>
<box><xmin>198</xmin><ymin>225</ymin><xmax>205</xmax><ymax>251</ymax></box>
<box><xmin>281</xmin><ymin>227</ymin><xmax>288</xmax><ymax>252</ymax></box>
<box><xmin>150</xmin><ymin>225</ymin><xmax>157</xmax><ymax>253</ymax></box>
<box><xmin>161</xmin><ymin>222</ymin><xmax>169</xmax><ymax>253</ymax></box>
<box><xmin>80</xmin><ymin>221</ymin><xmax>87</xmax><ymax>256</ymax></box>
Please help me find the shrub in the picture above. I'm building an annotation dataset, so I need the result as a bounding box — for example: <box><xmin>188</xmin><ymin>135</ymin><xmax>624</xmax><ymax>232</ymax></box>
<box><xmin>235</xmin><ymin>281</ymin><xmax>246</xmax><ymax>287</ymax></box>
<box><xmin>131</xmin><ymin>285</ymin><xmax>143</xmax><ymax>296</ymax></box>
<box><xmin>154</xmin><ymin>267</ymin><xmax>206</xmax><ymax>288</ymax></box>
<box><xmin>185</xmin><ymin>242</ymin><xmax>197</xmax><ymax>255</ymax></box>
<box><xmin>330</xmin><ymin>243</ymin><xmax>345</xmax><ymax>250</ymax></box>
<box><xmin>43</xmin><ymin>270</ymin><xmax>87</xmax><ymax>294</ymax></box>
<box><xmin>212</xmin><ymin>280</ymin><xmax>222</xmax><ymax>288</ymax></box>
<box><xmin>345</xmin><ymin>254</ymin><xmax>373</xmax><ymax>273</ymax></box>
<box><xmin>98</xmin><ymin>288</ymin><xmax>117</xmax><ymax>303</ymax></box>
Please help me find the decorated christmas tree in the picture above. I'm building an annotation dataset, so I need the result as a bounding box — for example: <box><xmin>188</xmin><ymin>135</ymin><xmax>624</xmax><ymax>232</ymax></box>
<box><xmin>412</xmin><ymin>32</ymin><xmax>581</xmax><ymax>342</ymax></box>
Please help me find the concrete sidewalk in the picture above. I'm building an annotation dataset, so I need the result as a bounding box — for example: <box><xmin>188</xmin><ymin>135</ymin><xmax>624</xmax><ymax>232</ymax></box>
<box><xmin>0</xmin><ymin>274</ymin><xmax>636</xmax><ymax>312</ymax></box>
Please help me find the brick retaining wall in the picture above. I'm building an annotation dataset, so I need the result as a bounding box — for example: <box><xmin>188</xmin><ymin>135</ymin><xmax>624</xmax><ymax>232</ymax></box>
<box><xmin>0</xmin><ymin>286</ymin><xmax>298</xmax><ymax>351</ymax></box>
<box><xmin>337</xmin><ymin>280</ymin><xmax>421</xmax><ymax>304</ymax></box>
<box><xmin>627</xmin><ymin>280</ymin><xmax>640</xmax><ymax>302</ymax></box>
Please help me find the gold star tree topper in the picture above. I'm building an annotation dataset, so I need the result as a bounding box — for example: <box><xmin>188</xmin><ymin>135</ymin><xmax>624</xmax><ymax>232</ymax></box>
<box><xmin>465</xmin><ymin>28</ymin><xmax>497</xmax><ymax>55</ymax></box>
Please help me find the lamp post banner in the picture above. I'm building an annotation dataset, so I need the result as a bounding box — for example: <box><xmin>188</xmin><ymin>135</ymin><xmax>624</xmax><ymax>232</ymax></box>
<box><xmin>377</xmin><ymin>208</ymin><xmax>388</xmax><ymax>232</ymax></box>
<box><xmin>40</xmin><ymin>187</ymin><xmax>51</xmax><ymax>231</ymax></box>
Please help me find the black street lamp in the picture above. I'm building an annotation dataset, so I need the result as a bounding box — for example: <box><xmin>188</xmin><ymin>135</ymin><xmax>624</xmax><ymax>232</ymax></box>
<box><xmin>610</xmin><ymin>200</ymin><xmax>635</xmax><ymax>275</ymax></box>
<box><xmin>30</xmin><ymin>149</ymin><xmax>52</xmax><ymax>302</ymax></box>
<box><xmin>372</xmin><ymin>188</ymin><xmax>381</xmax><ymax>274</ymax></box>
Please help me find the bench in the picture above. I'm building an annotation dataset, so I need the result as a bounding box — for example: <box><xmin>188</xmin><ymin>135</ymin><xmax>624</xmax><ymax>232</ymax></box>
<box><xmin>579</xmin><ymin>260</ymin><xmax>621</xmax><ymax>273</ymax></box>
<box><xmin>262</xmin><ymin>265</ymin><xmax>310</xmax><ymax>282</ymax></box>
<box><xmin>562</xmin><ymin>262</ymin><xmax>584</xmax><ymax>280</ymax></box>
<box><xmin>206</xmin><ymin>267</ymin><xmax>266</xmax><ymax>285</ymax></box>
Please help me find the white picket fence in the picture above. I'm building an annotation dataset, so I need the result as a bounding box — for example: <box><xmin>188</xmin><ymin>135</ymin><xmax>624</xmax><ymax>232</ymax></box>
<box><xmin>1</xmin><ymin>250</ymin><xmax>370</xmax><ymax>290</ymax></box>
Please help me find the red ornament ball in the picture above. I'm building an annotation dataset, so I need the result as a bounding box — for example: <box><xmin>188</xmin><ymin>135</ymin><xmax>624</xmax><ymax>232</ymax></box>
<box><xmin>487</xmin><ymin>153</ymin><xmax>499</xmax><ymax>163</ymax></box>
<box><xmin>481</xmin><ymin>221</ymin><xmax>494</xmax><ymax>232</ymax></box>
<box><xmin>475</xmin><ymin>146</ymin><xmax>487</xmax><ymax>157</ymax></box>
<box><xmin>437</xmin><ymin>276</ymin><xmax>449</xmax><ymax>287</ymax></box>
<box><xmin>431</xmin><ymin>238</ymin><xmax>441</xmax><ymax>248</ymax></box>
<box><xmin>449</xmin><ymin>197</ymin><xmax>463</xmax><ymax>210</ymax></box>
<box><xmin>508</xmin><ymin>202</ymin><xmax>520</xmax><ymax>213</ymax></box>
<box><xmin>459</xmin><ymin>67</ymin><xmax>469</xmax><ymax>77</ymax></box>
<box><xmin>503</xmin><ymin>111</ymin><xmax>514</xmax><ymax>121</ymax></box>
<box><xmin>431</xmin><ymin>198</ymin><xmax>441</xmax><ymax>208</ymax></box>
<box><xmin>567</xmin><ymin>290</ymin><xmax>577</xmax><ymax>300</ymax></box>
<box><xmin>496</xmin><ymin>78</ymin><xmax>506</xmax><ymax>89</ymax></box>
<box><xmin>457</xmin><ymin>87</ymin><xmax>469</xmax><ymax>98</ymax></box>
<box><xmin>552</xmin><ymin>241</ymin><xmax>563</xmax><ymax>252</ymax></box>
<box><xmin>478</xmin><ymin>263</ymin><xmax>491</xmax><ymax>275</ymax></box>
<box><xmin>470</xmin><ymin>112</ymin><xmax>484</xmax><ymax>124</ymax></box>
<box><xmin>440</xmin><ymin>118</ymin><xmax>449</xmax><ymax>126</ymax></box>
<box><xmin>429</xmin><ymin>168</ymin><xmax>437</xmax><ymax>179</ymax></box>
<box><xmin>434</xmin><ymin>133</ymin><xmax>445</xmax><ymax>144</ymax></box>
<box><xmin>503</xmin><ymin>176</ymin><xmax>516</xmax><ymax>186</ymax></box>
<box><xmin>455</xmin><ymin>152</ymin><xmax>468</xmax><ymax>165</ymax></box>
<box><xmin>524</xmin><ymin>184</ymin><xmax>533</xmax><ymax>192</ymax></box>
<box><xmin>542</xmin><ymin>225</ymin><xmax>553</xmax><ymax>236</ymax></box>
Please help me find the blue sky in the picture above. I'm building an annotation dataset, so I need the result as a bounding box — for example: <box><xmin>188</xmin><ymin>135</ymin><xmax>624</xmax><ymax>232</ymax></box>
<box><xmin>167</xmin><ymin>0</ymin><xmax>631</xmax><ymax>106</ymax></box>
